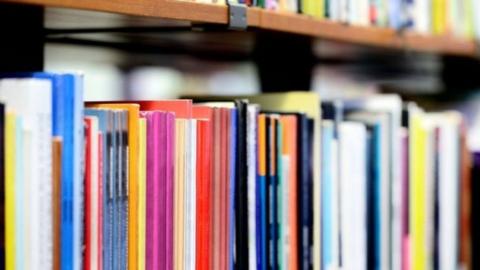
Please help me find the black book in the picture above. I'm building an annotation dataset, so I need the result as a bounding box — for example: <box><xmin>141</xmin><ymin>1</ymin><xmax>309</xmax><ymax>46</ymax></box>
<box><xmin>471</xmin><ymin>153</ymin><xmax>480</xmax><ymax>270</ymax></box>
<box><xmin>297</xmin><ymin>115</ymin><xmax>313</xmax><ymax>270</ymax></box>
<box><xmin>234</xmin><ymin>99</ymin><xmax>249</xmax><ymax>270</ymax></box>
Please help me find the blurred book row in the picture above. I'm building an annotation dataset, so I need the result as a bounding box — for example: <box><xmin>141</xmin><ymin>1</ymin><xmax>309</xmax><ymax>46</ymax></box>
<box><xmin>0</xmin><ymin>72</ymin><xmax>479</xmax><ymax>270</ymax></box>
<box><xmin>216</xmin><ymin>0</ymin><xmax>480</xmax><ymax>39</ymax></box>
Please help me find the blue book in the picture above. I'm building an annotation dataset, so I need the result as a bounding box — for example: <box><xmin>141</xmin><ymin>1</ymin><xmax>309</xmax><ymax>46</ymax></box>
<box><xmin>107</xmin><ymin>110</ymin><xmax>116</xmax><ymax>270</ymax></box>
<box><xmin>269</xmin><ymin>116</ymin><xmax>279</xmax><ymax>270</ymax></box>
<box><xmin>321</xmin><ymin>121</ymin><xmax>334</xmax><ymax>270</ymax></box>
<box><xmin>297</xmin><ymin>115</ymin><xmax>313</xmax><ymax>270</ymax></box>
<box><xmin>112</xmin><ymin>110</ymin><xmax>120</xmax><ymax>270</ymax></box>
<box><xmin>1</xmin><ymin>72</ymin><xmax>84</xmax><ymax>270</ymax></box>
<box><xmin>118</xmin><ymin>110</ymin><xmax>128</xmax><ymax>270</ymax></box>
<box><xmin>84</xmin><ymin>109</ymin><xmax>110</xmax><ymax>270</ymax></box>
<box><xmin>229</xmin><ymin>108</ymin><xmax>237</xmax><ymax>270</ymax></box>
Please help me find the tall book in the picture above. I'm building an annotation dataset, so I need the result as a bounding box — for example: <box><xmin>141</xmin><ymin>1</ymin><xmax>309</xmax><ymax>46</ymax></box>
<box><xmin>321</xmin><ymin>120</ymin><xmax>335</xmax><ymax>270</ymax></box>
<box><xmin>4</xmin><ymin>111</ymin><xmax>14</xmax><ymax>270</ymax></box>
<box><xmin>84</xmin><ymin>116</ymin><xmax>101</xmax><ymax>270</ymax></box>
<box><xmin>52</xmin><ymin>137</ymin><xmax>63</xmax><ymax>270</ymax></box>
<box><xmin>193</xmin><ymin>109</ymin><xmax>212</xmax><ymax>270</ymax></box>
<box><xmin>410</xmin><ymin>111</ymin><xmax>427</xmax><ymax>270</ymax></box>
<box><xmin>137</xmin><ymin>118</ymin><xmax>147</xmax><ymax>270</ymax></box>
<box><xmin>338</xmin><ymin>122</ymin><xmax>367</xmax><ymax>270</ymax></box>
<box><xmin>247</xmin><ymin>105</ymin><xmax>259</xmax><ymax>270</ymax></box>
<box><xmin>279</xmin><ymin>114</ymin><xmax>298</xmax><ymax>270</ymax></box>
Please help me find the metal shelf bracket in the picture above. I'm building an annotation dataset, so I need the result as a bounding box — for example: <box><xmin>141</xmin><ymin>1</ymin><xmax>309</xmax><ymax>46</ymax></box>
<box><xmin>227</xmin><ymin>3</ymin><xmax>247</xmax><ymax>30</ymax></box>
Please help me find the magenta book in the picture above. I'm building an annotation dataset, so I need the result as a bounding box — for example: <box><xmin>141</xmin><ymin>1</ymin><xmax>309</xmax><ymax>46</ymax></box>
<box><xmin>143</xmin><ymin>111</ymin><xmax>163</xmax><ymax>270</ymax></box>
<box><xmin>166</xmin><ymin>112</ymin><xmax>175</xmax><ymax>270</ymax></box>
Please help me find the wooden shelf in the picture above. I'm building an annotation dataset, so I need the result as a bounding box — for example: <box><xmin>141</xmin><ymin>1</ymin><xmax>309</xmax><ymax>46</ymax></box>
<box><xmin>2</xmin><ymin>0</ymin><xmax>478</xmax><ymax>57</ymax></box>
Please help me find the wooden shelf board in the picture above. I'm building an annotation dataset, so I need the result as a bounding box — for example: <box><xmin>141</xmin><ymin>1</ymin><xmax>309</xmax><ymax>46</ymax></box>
<box><xmin>1</xmin><ymin>0</ymin><xmax>478</xmax><ymax>57</ymax></box>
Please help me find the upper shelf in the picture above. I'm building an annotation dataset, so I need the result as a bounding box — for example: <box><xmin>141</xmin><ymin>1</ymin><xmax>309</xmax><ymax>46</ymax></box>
<box><xmin>2</xmin><ymin>0</ymin><xmax>478</xmax><ymax>57</ymax></box>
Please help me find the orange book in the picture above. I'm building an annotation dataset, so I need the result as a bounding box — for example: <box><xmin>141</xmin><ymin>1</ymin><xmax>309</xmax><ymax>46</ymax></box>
<box><xmin>193</xmin><ymin>106</ymin><xmax>213</xmax><ymax>270</ymax></box>
<box><xmin>279</xmin><ymin>115</ymin><xmax>298</xmax><ymax>270</ymax></box>
<box><xmin>86</xmin><ymin>103</ymin><xmax>140</xmax><ymax>270</ymax></box>
<box><xmin>459</xmin><ymin>122</ymin><xmax>472</xmax><ymax>270</ymax></box>
<box><xmin>52</xmin><ymin>138</ymin><xmax>62</xmax><ymax>270</ymax></box>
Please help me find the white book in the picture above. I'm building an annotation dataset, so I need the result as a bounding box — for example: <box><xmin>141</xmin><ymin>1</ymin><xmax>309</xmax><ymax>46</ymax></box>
<box><xmin>0</xmin><ymin>78</ymin><xmax>52</xmax><ymax>270</ymax></box>
<box><xmin>438</xmin><ymin>113</ymin><xmax>461</xmax><ymax>270</ymax></box>
<box><xmin>280</xmin><ymin>155</ymin><xmax>290</xmax><ymax>270</ymax></box>
<box><xmin>247</xmin><ymin>105</ymin><xmax>258</xmax><ymax>270</ymax></box>
<box><xmin>331</xmin><ymin>139</ymin><xmax>340</xmax><ymax>270</ymax></box>
<box><xmin>185</xmin><ymin>119</ymin><xmax>197</xmax><ymax>270</ymax></box>
<box><xmin>414</xmin><ymin>0</ymin><xmax>432</xmax><ymax>33</ymax></box>
<box><xmin>425</xmin><ymin>112</ymin><xmax>461</xmax><ymax>270</ymax></box>
<box><xmin>339</xmin><ymin>122</ymin><xmax>367</xmax><ymax>270</ymax></box>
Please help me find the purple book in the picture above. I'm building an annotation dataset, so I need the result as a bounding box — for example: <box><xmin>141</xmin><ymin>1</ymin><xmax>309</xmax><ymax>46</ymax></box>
<box><xmin>166</xmin><ymin>112</ymin><xmax>175</xmax><ymax>270</ymax></box>
<box><xmin>142</xmin><ymin>111</ymin><xmax>163</xmax><ymax>270</ymax></box>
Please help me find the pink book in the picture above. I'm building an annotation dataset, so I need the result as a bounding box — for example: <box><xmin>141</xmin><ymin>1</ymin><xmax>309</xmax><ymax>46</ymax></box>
<box><xmin>401</xmin><ymin>129</ymin><xmax>410</xmax><ymax>270</ymax></box>
<box><xmin>165</xmin><ymin>112</ymin><xmax>175</xmax><ymax>270</ymax></box>
<box><xmin>142</xmin><ymin>111</ymin><xmax>163</xmax><ymax>270</ymax></box>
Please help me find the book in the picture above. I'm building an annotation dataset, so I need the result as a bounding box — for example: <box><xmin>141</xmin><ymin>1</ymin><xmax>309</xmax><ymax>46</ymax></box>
<box><xmin>247</xmin><ymin>105</ymin><xmax>259</xmax><ymax>270</ymax></box>
<box><xmin>338</xmin><ymin>121</ymin><xmax>367</xmax><ymax>270</ymax></box>
<box><xmin>234</xmin><ymin>100</ymin><xmax>249</xmax><ymax>270</ymax></box>
<box><xmin>137</xmin><ymin>117</ymin><xmax>147</xmax><ymax>270</ymax></box>
<box><xmin>0</xmin><ymin>78</ymin><xmax>53</xmax><ymax>270</ymax></box>
<box><xmin>52</xmin><ymin>137</ymin><xmax>62</xmax><ymax>270</ymax></box>
<box><xmin>193</xmin><ymin>114</ymin><xmax>212</xmax><ymax>270</ymax></box>
<box><xmin>5</xmin><ymin>111</ymin><xmax>14</xmax><ymax>270</ymax></box>
<box><xmin>410</xmin><ymin>110</ymin><xmax>427</xmax><ymax>270</ymax></box>
<box><xmin>0</xmin><ymin>104</ymin><xmax>3</xmax><ymax>268</ymax></box>
<box><xmin>472</xmin><ymin>152</ymin><xmax>480</xmax><ymax>270</ymax></box>
<box><xmin>84</xmin><ymin>116</ymin><xmax>101</xmax><ymax>270</ymax></box>
<box><xmin>257</xmin><ymin>114</ymin><xmax>268</xmax><ymax>270</ymax></box>
<box><xmin>321</xmin><ymin>120</ymin><xmax>336</xmax><ymax>270</ymax></box>
<box><xmin>279</xmin><ymin>114</ymin><xmax>298</xmax><ymax>270</ymax></box>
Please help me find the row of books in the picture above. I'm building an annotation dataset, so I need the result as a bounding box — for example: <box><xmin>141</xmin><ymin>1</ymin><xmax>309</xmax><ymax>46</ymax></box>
<box><xmin>220</xmin><ymin>0</ymin><xmax>479</xmax><ymax>39</ymax></box>
<box><xmin>0</xmin><ymin>72</ymin><xmax>478</xmax><ymax>270</ymax></box>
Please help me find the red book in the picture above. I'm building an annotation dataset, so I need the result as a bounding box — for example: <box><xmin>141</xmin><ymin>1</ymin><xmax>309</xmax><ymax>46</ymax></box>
<box><xmin>97</xmin><ymin>133</ymin><xmax>103</xmax><ymax>270</ymax></box>
<box><xmin>193</xmin><ymin>106</ymin><xmax>213</xmax><ymax>270</ymax></box>
<box><xmin>459</xmin><ymin>122</ymin><xmax>472</xmax><ymax>269</ymax></box>
<box><xmin>83</xmin><ymin>118</ymin><xmax>92</xmax><ymax>270</ymax></box>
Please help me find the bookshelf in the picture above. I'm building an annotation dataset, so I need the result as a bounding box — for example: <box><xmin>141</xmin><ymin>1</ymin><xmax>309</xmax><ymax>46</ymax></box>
<box><xmin>1</xmin><ymin>0</ymin><xmax>478</xmax><ymax>57</ymax></box>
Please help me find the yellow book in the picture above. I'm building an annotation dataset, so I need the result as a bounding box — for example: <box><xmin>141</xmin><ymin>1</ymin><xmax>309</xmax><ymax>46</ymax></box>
<box><xmin>5</xmin><ymin>112</ymin><xmax>15</xmax><ymax>270</ymax></box>
<box><xmin>433</xmin><ymin>0</ymin><xmax>447</xmax><ymax>34</ymax></box>
<box><xmin>175</xmin><ymin>120</ymin><xmax>186</xmax><ymax>270</ymax></box>
<box><xmin>137</xmin><ymin>118</ymin><xmax>146</xmax><ymax>270</ymax></box>
<box><xmin>88</xmin><ymin>103</ymin><xmax>140</xmax><ymax>270</ymax></box>
<box><xmin>303</xmin><ymin>0</ymin><xmax>324</xmax><ymax>18</ymax></box>
<box><xmin>410</xmin><ymin>113</ymin><xmax>427</xmax><ymax>270</ymax></box>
